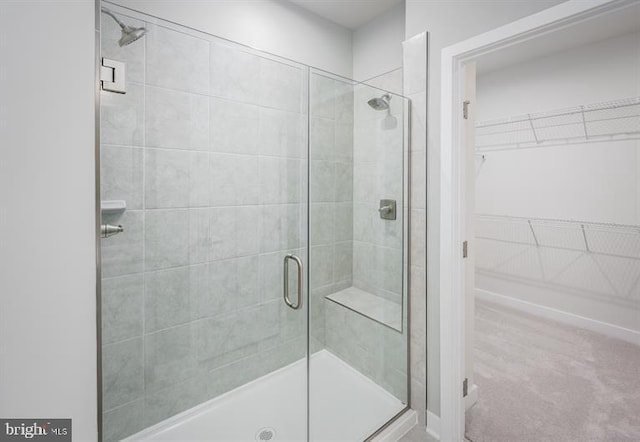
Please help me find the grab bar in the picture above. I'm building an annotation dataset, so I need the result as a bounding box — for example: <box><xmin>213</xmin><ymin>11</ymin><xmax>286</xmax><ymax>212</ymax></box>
<box><xmin>283</xmin><ymin>254</ymin><xmax>303</xmax><ymax>310</ymax></box>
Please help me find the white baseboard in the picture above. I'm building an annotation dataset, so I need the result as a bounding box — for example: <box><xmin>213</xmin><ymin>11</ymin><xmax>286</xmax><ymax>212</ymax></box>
<box><xmin>371</xmin><ymin>409</ymin><xmax>417</xmax><ymax>441</ymax></box>
<box><xmin>426</xmin><ymin>410</ymin><xmax>440</xmax><ymax>440</ymax></box>
<box><xmin>476</xmin><ymin>288</ymin><xmax>640</xmax><ymax>346</ymax></box>
<box><xmin>464</xmin><ymin>383</ymin><xmax>478</xmax><ymax>410</ymax></box>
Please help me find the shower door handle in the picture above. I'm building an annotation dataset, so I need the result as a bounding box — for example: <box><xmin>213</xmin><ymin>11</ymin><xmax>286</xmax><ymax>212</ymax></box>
<box><xmin>283</xmin><ymin>254</ymin><xmax>303</xmax><ymax>310</ymax></box>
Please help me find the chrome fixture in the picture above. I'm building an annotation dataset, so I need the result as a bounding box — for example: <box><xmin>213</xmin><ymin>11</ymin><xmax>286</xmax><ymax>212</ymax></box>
<box><xmin>283</xmin><ymin>254</ymin><xmax>303</xmax><ymax>310</ymax></box>
<box><xmin>378</xmin><ymin>199</ymin><xmax>397</xmax><ymax>220</ymax></box>
<box><xmin>368</xmin><ymin>93</ymin><xmax>391</xmax><ymax>111</ymax></box>
<box><xmin>101</xmin><ymin>224</ymin><xmax>124</xmax><ymax>238</ymax></box>
<box><xmin>101</xmin><ymin>7</ymin><xmax>147</xmax><ymax>47</ymax></box>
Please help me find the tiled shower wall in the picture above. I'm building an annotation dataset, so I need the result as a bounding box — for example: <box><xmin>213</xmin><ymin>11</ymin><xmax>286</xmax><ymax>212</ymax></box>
<box><xmin>99</xmin><ymin>14</ymin><xmax>316</xmax><ymax>441</ymax></box>
<box><xmin>352</xmin><ymin>74</ymin><xmax>405</xmax><ymax>303</ymax></box>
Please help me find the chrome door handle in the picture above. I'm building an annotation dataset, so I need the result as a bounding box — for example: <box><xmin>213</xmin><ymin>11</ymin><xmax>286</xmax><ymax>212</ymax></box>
<box><xmin>283</xmin><ymin>254</ymin><xmax>303</xmax><ymax>310</ymax></box>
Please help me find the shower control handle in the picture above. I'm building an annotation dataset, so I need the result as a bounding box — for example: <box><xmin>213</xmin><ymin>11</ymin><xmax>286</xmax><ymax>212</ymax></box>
<box><xmin>101</xmin><ymin>224</ymin><xmax>124</xmax><ymax>238</ymax></box>
<box><xmin>283</xmin><ymin>254</ymin><xmax>303</xmax><ymax>310</ymax></box>
<box><xmin>378</xmin><ymin>199</ymin><xmax>397</xmax><ymax>220</ymax></box>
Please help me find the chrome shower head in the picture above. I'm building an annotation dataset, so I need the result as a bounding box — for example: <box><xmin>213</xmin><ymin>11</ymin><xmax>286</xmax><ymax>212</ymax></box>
<box><xmin>367</xmin><ymin>93</ymin><xmax>391</xmax><ymax>111</ymax></box>
<box><xmin>102</xmin><ymin>7</ymin><xmax>147</xmax><ymax>47</ymax></box>
<box><xmin>118</xmin><ymin>25</ymin><xmax>147</xmax><ymax>47</ymax></box>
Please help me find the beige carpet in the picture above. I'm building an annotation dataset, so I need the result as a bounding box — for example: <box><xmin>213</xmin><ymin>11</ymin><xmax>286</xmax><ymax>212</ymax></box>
<box><xmin>465</xmin><ymin>301</ymin><xmax>640</xmax><ymax>442</ymax></box>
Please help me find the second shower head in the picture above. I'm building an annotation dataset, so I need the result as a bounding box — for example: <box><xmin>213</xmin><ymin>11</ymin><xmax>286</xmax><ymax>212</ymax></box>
<box><xmin>368</xmin><ymin>93</ymin><xmax>391</xmax><ymax>111</ymax></box>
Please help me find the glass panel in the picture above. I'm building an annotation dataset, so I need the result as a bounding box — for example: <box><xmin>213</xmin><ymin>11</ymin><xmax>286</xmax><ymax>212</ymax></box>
<box><xmin>308</xmin><ymin>70</ymin><xmax>409</xmax><ymax>441</ymax></box>
<box><xmin>99</xmin><ymin>6</ymin><xmax>308</xmax><ymax>441</ymax></box>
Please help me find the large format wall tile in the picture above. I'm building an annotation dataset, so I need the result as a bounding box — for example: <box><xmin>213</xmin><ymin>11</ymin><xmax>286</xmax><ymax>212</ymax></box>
<box><xmin>145</xmin><ymin>149</ymin><xmax>209</xmax><ymax>209</ymax></box>
<box><xmin>144</xmin><ymin>375</ymin><xmax>209</xmax><ymax>428</ymax></box>
<box><xmin>146</xmin><ymin>87</ymin><xmax>209</xmax><ymax>151</ymax></box>
<box><xmin>334</xmin><ymin>202</ymin><xmax>353</xmax><ymax>242</ymax></box>
<box><xmin>259</xmin><ymin>107</ymin><xmax>305</xmax><ymax>158</ymax></box>
<box><xmin>310</xmin><ymin>160</ymin><xmax>336</xmax><ymax>203</ymax></box>
<box><xmin>311</xmin><ymin>75</ymin><xmax>336</xmax><ymax>119</ymax></box>
<box><xmin>310</xmin><ymin>118</ymin><xmax>335</xmax><ymax>160</ymax></box>
<box><xmin>102</xmin><ymin>400</ymin><xmax>144</xmax><ymax>442</ymax></box>
<box><xmin>145</xmin><ymin>267</ymin><xmax>193</xmax><ymax>333</ymax></box>
<box><xmin>101</xmin><ymin>145</ymin><xmax>143</xmax><ymax>210</ymax></box>
<box><xmin>259</xmin><ymin>58</ymin><xmax>303</xmax><ymax>113</ymax></box>
<box><xmin>210</xmin><ymin>97</ymin><xmax>259</xmax><ymax>155</ymax></box>
<box><xmin>101</xmin><ymin>83</ymin><xmax>144</xmax><ymax>147</ymax></box>
<box><xmin>209</xmin><ymin>207</ymin><xmax>259</xmax><ymax>261</ymax></box>
<box><xmin>102</xmin><ymin>338</ymin><xmax>144</xmax><ymax>411</ymax></box>
<box><xmin>259</xmin><ymin>204</ymin><xmax>304</xmax><ymax>253</ymax></box>
<box><xmin>102</xmin><ymin>274</ymin><xmax>143</xmax><ymax>345</ymax></box>
<box><xmin>194</xmin><ymin>302</ymin><xmax>280</xmax><ymax>363</ymax></box>
<box><xmin>210</xmin><ymin>43</ymin><xmax>260</xmax><ymax>104</ymax></box>
<box><xmin>259</xmin><ymin>157</ymin><xmax>304</xmax><ymax>205</ymax></box>
<box><xmin>310</xmin><ymin>203</ymin><xmax>335</xmax><ymax>246</ymax></box>
<box><xmin>146</xmin><ymin>24</ymin><xmax>209</xmax><ymax>95</ymax></box>
<box><xmin>209</xmin><ymin>153</ymin><xmax>259</xmax><ymax>206</ymax></box>
<box><xmin>145</xmin><ymin>209</ymin><xmax>209</xmax><ymax>270</ymax></box>
<box><xmin>333</xmin><ymin>242</ymin><xmax>353</xmax><ymax>283</ymax></box>
<box><xmin>144</xmin><ymin>324</ymin><xmax>199</xmax><ymax>393</ymax></box>
<box><xmin>101</xmin><ymin>210</ymin><xmax>143</xmax><ymax>278</ymax></box>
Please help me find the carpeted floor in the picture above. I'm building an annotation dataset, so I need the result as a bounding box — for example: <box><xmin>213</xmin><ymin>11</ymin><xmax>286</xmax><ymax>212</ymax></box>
<box><xmin>465</xmin><ymin>301</ymin><xmax>640</xmax><ymax>442</ymax></box>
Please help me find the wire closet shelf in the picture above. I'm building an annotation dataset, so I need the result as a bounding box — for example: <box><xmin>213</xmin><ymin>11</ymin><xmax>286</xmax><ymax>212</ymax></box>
<box><xmin>475</xmin><ymin>214</ymin><xmax>640</xmax><ymax>304</ymax></box>
<box><xmin>476</xmin><ymin>214</ymin><xmax>640</xmax><ymax>259</ymax></box>
<box><xmin>475</xmin><ymin>96</ymin><xmax>640</xmax><ymax>152</ymax></box>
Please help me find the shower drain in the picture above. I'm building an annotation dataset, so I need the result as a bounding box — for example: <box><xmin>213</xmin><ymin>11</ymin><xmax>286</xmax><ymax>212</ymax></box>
<box><xmin>255</xmin><ymin>427</ymin><xmax>276</xmax><ymax>441</ymax></box>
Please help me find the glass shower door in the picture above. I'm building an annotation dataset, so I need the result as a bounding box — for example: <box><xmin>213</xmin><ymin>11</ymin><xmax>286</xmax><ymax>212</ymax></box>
<box><xmin>307</xmin><ymin>70</ymin><xmax>409</xmax><ymax>440</ymax></box>
<box><xmin>99</xmin><ymin>6</ymin><xmax>309</xmax><ymax>441</ymax></box>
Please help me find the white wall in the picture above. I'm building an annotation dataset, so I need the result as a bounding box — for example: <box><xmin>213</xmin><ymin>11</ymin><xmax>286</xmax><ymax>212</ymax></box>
<box><xmin>477</xmin><ymin>32</ymin><xmax>640</xmax><ymax>224</ymax></box>
<box><xmin>475</xmin><ymin>31</ymin><xmax>640</xmax><ymax>335</ymax></box>
<box><xmin>353</xmin><ymin>2</ymin><xmax>405</xmax><ymax>82</ymax></box>
<box><xmin>0</xmin><ymin>1</ymin><xmax>97</xmax><ymax>441</ymax></box>
<box><xmin>111</xmin><ymin>0</ymin><xmax>353</xmax><ymax>78</ymax></box>
<box><xmin>404</xmin><ymin>0</ymin><xmax>567</xmax><ymax>419</ymax></box>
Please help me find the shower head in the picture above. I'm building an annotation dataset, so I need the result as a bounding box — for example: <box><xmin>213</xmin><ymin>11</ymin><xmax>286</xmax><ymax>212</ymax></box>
<box><xmin>118</xmin><ymin>25</ymin><xmax>147</xmax><ymax>46</ymax></box>
<box><xmin>101</xmin><ymin>7</ymin><xmax>147</xmax><ymax>47</ymax></box>
<box><xmin>367</xmin><ymin>93</ymin><xmax>391</xmax><ymax>111</ymax></box>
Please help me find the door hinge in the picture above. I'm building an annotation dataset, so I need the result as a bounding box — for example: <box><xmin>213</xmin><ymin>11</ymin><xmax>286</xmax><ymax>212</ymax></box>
<box><xmin>101</xmin><ymin>58</ymin><xmax>126</xmax><ymax>94</ymax></box>
<box><xmin>463</xmin><ymin>240</ymin><xmax>468</xmax><ymax>258</ymax></box>
<box><xmin>463</xmin><ymin>378</ymin><xmax>468</xmax><ymax>397</ymax></box>
<box><xmin>463</xmin><ymin>100</ymin><xmax>471</xmax><ymax>119</ymax></box>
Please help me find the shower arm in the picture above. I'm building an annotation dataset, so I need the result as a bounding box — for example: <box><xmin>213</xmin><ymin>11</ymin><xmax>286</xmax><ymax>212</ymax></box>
<box><xmin>101</xmin><ymin>7</ymin><xmax>127</xmax><ymax>30</ymax></box>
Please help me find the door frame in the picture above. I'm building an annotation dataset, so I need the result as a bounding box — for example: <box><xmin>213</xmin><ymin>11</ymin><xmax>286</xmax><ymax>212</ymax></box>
<box><xmin>438</xmin><ymin>0</ymin><xmax>636</xmax><ymax>440</ymax></box>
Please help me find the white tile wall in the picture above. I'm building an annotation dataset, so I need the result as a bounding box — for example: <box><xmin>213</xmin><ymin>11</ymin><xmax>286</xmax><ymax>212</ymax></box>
<box><xmin>352</xmin><ymin>80</ymin><xmax>405</xmax><ymax>304</ymax></box>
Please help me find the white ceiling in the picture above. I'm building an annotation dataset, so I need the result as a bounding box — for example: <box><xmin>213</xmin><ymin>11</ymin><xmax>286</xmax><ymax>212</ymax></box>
<box><xmin>477</xmin><ymin>2</ymin><xmax>640</xmax><ymax>75</ymax></box>
<box><xmin>287</xmin><ymin>0</ymin><xmax>403</xmax><ymax>30</ymax></box>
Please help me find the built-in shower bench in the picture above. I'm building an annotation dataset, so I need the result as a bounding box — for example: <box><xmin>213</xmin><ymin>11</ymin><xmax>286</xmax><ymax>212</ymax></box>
<box><xmin>326</xmin><ymin>286</ymin><xmax>402</xmax><ymax>331</ymax></box>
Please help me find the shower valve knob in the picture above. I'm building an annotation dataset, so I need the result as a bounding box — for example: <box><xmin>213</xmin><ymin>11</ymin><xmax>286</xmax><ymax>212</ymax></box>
<box><xmin>378</xmin><ymin>199</ymin><xmax>397</xmax><ymax>220</ymax></box>
<box><xmin>101</xmin><ymin>224</ymin><xmax>124</xmax><ymax>238</ymax></box>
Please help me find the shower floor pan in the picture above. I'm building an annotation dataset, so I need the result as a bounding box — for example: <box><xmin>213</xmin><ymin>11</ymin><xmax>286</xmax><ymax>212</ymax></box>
<box><xmin>124</xmin><ymin>350</ymin><xmax>405</xmax><ymax>442</ymax></box>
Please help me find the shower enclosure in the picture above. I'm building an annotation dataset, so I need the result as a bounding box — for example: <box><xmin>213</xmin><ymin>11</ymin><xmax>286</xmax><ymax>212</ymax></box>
<box><xmin>98</xmin><ymin>4</ymin><xmax>410</xmax><ymax>441</ymax></box>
